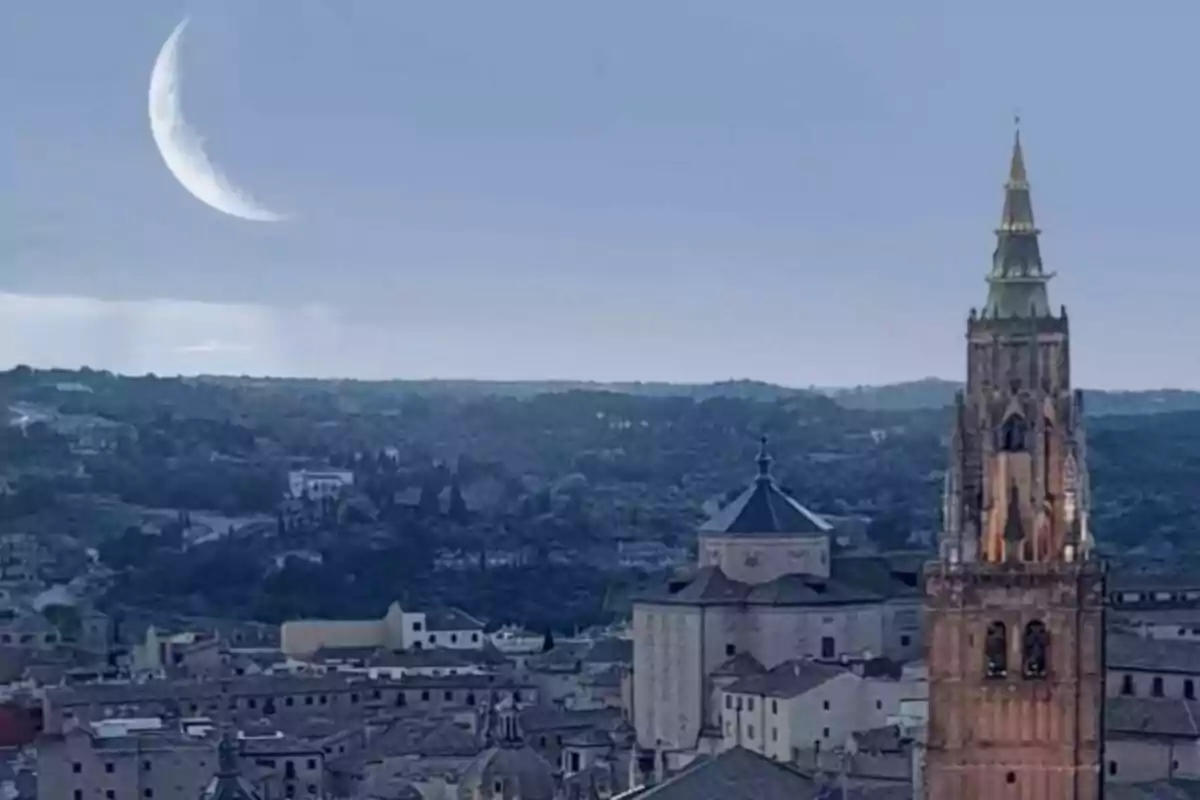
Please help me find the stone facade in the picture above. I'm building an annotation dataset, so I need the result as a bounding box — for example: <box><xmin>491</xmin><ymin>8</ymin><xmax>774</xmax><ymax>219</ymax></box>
<box><xmin>923</xmin><ymin>130</ymin><xmax>1106</xmax><ymax>800</ymax></box>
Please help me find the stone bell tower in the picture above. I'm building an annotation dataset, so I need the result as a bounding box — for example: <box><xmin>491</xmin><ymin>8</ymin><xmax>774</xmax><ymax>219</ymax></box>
<box><xmin>923</xmin><ymin>126</ymin><xmax>1106</xmax><ymax>800</ymax></box>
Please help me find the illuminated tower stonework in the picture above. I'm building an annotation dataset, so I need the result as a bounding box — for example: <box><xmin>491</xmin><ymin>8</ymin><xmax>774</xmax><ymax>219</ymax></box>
<box><xmin>923</xmin><ymin>130</ymin><xmax>1106</xmax><ymax>800</ymax></box>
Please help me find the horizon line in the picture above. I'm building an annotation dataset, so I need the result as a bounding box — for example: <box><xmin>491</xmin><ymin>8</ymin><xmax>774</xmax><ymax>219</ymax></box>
<box><xmin>4</xmin><ymin>365</ymin><xmax>1198</xmax><ymax>395</ymax></box>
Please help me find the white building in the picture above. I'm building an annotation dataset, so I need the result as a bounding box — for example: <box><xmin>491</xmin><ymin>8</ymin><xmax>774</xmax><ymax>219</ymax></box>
<box><xmin>280</xmin><ymin>603</ymin><xmax>487</xmax><ymax>657</ymax></box>
<box><xmin>491</xmin><ymin>626</ymin><xmax>544</xmax><ymax>655</ymax></box>
<box><xmin>718</xmin><ymin>659</ymin><xmax>924</xmax><ymax>760</ymax></box>
<box><xmin>287</xmin><ymin>469</ymin><xmax>354</xmax><ymax>500</ymax></box>
<box><xmin>631</xmin><ymin>439</ymin><xmax>922</xmax><ymax>757</ymax></box>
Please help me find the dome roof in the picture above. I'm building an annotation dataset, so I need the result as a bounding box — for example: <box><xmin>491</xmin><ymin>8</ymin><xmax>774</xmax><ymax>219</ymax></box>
<box><xmin>699</xmin><ymin>437</ymin><xmax>831</xmax><ymax>537</ymax></box>
<box><xmin>458</xmin><ymin>743</ymin><xmax>557</xmax><ymax>800</ymax></box>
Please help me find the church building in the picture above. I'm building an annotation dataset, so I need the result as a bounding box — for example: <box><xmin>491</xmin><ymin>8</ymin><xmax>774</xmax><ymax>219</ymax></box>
<box><xmin>631</xmin><ymin>438</ymin><xmax>923</xmax><ymax>758</ymax></box>
<box><xmin>923</xmin><ymin>129</ymin><xmax>1106</xmax><ymax>799</ymax></box>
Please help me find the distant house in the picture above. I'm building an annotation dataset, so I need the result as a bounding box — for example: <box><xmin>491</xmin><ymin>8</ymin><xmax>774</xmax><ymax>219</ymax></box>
<box><xmin>280</xmin><ymin>603</ymin><xmax>487</xmax><ymax>658</ymax></box>
<box><xmin>287</xmin><ymin>470</ymin><xmax>354</xmax><ymax>500</ymax></box>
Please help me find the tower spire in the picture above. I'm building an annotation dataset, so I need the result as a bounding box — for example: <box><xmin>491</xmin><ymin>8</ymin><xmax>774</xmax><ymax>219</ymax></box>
<box><xmin>755</xmin><ymin>436</ymin><xmax>773</xmax><ymax>483</ymax></box>
<box><xmin>984</xmin><ymin>119</ymin><xmax>1053</xmax><ymax>318</ymax></box>
<box><xmin>1008</xmin><ymin>114</ymin><xmax>1027</xmax><ymax>185</ymax></box>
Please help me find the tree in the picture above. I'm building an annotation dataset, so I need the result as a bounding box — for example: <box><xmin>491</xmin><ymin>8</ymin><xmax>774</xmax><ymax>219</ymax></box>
<box><xmin>448</xmin><ymin>478</ymin><xmax>469</xmax><ymax>523</ymax></box>
<box><xmin>43</xmin><ymin>604</ymin><xmax>82</xmax><ymax>642</ymax></box>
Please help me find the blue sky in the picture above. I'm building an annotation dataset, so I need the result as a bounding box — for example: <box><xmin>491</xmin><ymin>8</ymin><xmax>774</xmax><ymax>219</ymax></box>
<box><xmin>2</xmin><ymin>0</ymin><xmax>1198</xmax><ymax>388</ymax></box>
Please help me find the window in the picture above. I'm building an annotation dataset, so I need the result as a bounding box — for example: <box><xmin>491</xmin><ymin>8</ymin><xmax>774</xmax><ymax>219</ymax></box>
<box><xmin>304</xmin><ymin>696</ymin><xmax>313</xmax><ymax>705</ymax></box>
<box><xmin>472</xmin><ymin>633</ymin><xmax>479</xmax><ymax>642</ymax></box>
<box><xmin>820</xmin><ymin>636</ymin><xmax>835</xmax><ymax>660</ymax></box>
<box><xmin>771</xmin><ymin>700</ymin><xmax>778</xmax><ymax>714</ymax></box>
<box><xmin>308</xmin><ymin>787</ymin><xmax>317</xmax><ymax>797</ymax></box>
<box><xmin>771</xmin><ymin>727</ymin><xmax>778</xmax><ymax>742</ymax></box>
<box><xmin>350</xmin><ymin>692</ymin><xmax>359</xmax><ymax>703</ymax></box>
<box><xmin>822</xmin><ymin>727</ymin><xmax>830</xmax><ymax>738</ymax></box>
<box><xmin>428</xmin><ymin>634</ymin><xmax>436</xmax><ymax>644</ymax></box>
<box><xmin>1187</xmin><ymin>680</ymin><xmax>1196</xmax><ymax>700</ymax></box>
<box><xmin>984</xmin><ymin>621</ymin><xmax>1008</xmax><ymax>679</ymax></box>
<box><xmin>725</xmin><ymin>644</ymin><xmax>736</xmax><ymax>657</ymax></box>
<box><xmin>1006</xmin><ymin>772</ymin><xmax>1016</xmax><ymax>784</ymax></box>
<box><xmin>1108</xmin><ymin>761</ymin><xmax>1118</xmax><ymax>776</ymax></box>
<box><xmin>451</xmin><ymin>634</ymin><xmax>458</xmax><ymax>644</ymax></box>
<box><xmin>106</xmin><ymin>792</ymin><xmax>115</xmax><ymax>800</ymax></box>
<box><xmin>900</xmin><ymin>635</ymin><xmax>911</xmax><ymax>647</ymax></box>
<box><xmin>467</xmin><ymin>692</ymin><xmax>476</xmax><ymax>706</ymax></box>
<box><xmin>444</xmin><ymin>691</ymin><xmax>453</xmax><ymax>701</ymax></box>
<box><xmin>144</xmin><ymin>790</ymin><xmax>154</xmax><ymax>798</ymax></box>
<box><xmin>876</xmin><ymin>700</ymin><xmax>883</xmax><ymax>710</ymax></box>
<box><xmin>307</xmin><ymin>759</ymin><xmax>317</xmax><ymax>770</ymax></box>
<box><xmin>1121</xmin><ymin>674</ymin><xmax>1135</xmax><ymax>696</ymax></box>
<box><xmin>747</xmin><ymin>698</ymin><xmax>754</xmax><ymax>711</ymax></box>
<box><xmin>1022</xmin><ymin>620</ymin><xmax>1049</xmax><ymax>679</ymax></box>
<box><xmin>570</xmin><ymin>752</ymin><xmax>581</xmax><ymax>772</ymax></box>
<box><xmin>420</xmin><ymin>690</ymin><xmax>430</xmax><ymax>701</ymax></box>
<box><xmin>725</xmin><ymin>695</ymin><xmax>732</xmax><ymax>710</ymax></box>
<box><xmin>822</xmin><ymin>700</ymin><xmax>830</xmax><ymax>711</ymax></box>
<box><xmin>73</xmin><ymin>763</ymin><xmax>82</xmax><ymax>773</ymax></box>
<box><xmin>747</xmin><ymin>725</ymin><xmax>755</xmax><ymax>740</ymax></box>
<box><xmin>285</xmin><ymin>696</ymin><xmax>295</xmax><ymax>707</ymax></box>
<box><xmin>74</xmin><ymin>792</ymin><xmax>82</xmax><ymax>800</ymax></box>
<box><xmin>142</xmin><ymin>760</ymin><xmax>151</xmax><ymax>771</ymax></box>
<box><xmin>513</xmin><ymin>691</ymin><xmax>522</xmax><ymax>702</ymax></box>
<box><xmin>1153</xmin><ymin>677</ymin><xmax>1164</xmax><ymax>697</ymax></box>
<box><xmin>105</xmin><ymin>763</ymin><xmax>114</xmax><ymax>774</ymax></box>
<box><xmin>1000</xmin><ymin>413</ymin><xmax>1027</xmax><ymax>452</ymax></box>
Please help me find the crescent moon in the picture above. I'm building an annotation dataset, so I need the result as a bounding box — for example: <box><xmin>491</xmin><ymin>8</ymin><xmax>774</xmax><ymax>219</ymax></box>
<box><xmin>148</xmin><ymin>19</ymin><xmax>286</xmax><ymax>223</ymax></box>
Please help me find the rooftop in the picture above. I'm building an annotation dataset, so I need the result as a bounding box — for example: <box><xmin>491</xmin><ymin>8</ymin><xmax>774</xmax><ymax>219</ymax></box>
<box><xmin>726</xmin><ymin>660</ymin><xmax>848</xmax><ymax>699</ymax></box>
<box><xmin>699</xmin><ymin>438</ymin><xmax>831</xmax><ymax>538</ymax></box>
<box><xmin>1107</xmin><ymin>632</ymin><xmax>1200</xmax><ymax>674</ymax></box>
<box><xmin>640</xmin><ymin>555</ymin><xmax>917</xmax><ymax>608</ymax></box>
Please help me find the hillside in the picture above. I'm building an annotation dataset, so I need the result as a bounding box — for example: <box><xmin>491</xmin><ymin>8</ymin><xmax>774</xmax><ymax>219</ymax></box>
<box><xmin>822</xmin><ymin>378</ymin><xmax>1200</xmax><ymax>416</ymax></box>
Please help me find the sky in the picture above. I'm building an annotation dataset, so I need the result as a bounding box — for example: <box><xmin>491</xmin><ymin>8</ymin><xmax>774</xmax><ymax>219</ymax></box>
<box><xmin>3</xmin><ymin>0</ymin><xmax>1199</xmax><ymax>389</ymax></box>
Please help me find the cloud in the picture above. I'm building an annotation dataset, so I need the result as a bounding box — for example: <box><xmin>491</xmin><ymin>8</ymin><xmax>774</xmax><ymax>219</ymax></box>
<box><xmin>0</xmin><ymin>292</ymin><xmax>343</xmax><ymax>377</ymax></box>
<box><xmin>174</xmin><ymin>340</ymin><xmax>255</xmax><ymax>355</ymax></box>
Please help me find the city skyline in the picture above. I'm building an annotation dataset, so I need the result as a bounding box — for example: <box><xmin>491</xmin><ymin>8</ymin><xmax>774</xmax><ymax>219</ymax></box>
<box><xmin>5</xmin><ymin>1</ymin><xmax>1200</xmax><ymax>388</ymax></box>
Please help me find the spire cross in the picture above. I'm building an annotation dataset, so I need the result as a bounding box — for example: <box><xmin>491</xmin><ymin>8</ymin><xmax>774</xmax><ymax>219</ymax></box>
<box><xmin>755</xmin><ymin>436</ymin><xmax>772</xmax><ymax>480</ymax></box>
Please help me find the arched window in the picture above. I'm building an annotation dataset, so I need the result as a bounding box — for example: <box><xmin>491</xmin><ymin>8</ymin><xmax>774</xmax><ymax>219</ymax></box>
<box><xmin>1023</xmin><ymin>620</ymin><xmax>1049</xmax><ymax>679</ymax></box>
<box><xmin>984</xmin><ymin>621</ymin><xmax>1008</xmax><ymax>679</ymax></box>
<box><xmin>1000</xmin><ymin>414</ymin><xmax>1027</xmax><ymax>453</ymax></box>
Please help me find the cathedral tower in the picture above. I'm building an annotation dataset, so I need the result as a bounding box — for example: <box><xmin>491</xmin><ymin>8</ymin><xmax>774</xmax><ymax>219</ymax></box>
<box><xmin>923</xmin><ymin>128</ymin><xmax>1106</xmax><ymax>800</ymax></box>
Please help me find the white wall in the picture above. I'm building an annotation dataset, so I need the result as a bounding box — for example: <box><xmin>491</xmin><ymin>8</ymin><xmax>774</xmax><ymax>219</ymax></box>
<box><xmin>633</xmin><ymin>598</ymin><xmax>918</xmax><ymax>750</ymax></box>
<box><xmin>633</xmin><ymin>603</ymin><xmax>704</xmax><ymax>750</ymax></box>
<box><xmin>699</xmin><ymin>534</ymin><xmax>831</xmax><ymax>583</ymax></box>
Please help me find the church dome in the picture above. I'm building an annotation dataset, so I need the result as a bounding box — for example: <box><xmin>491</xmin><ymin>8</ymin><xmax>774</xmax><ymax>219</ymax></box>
<box><xmin>458</xmin><ymin>743</ymin><xmax>557</xmax><ymax>800</ymax></box>
<box><xmin>699</xmin><ymin>437</ymin><xmax>831</xmax><ymax>537</ymax></box>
